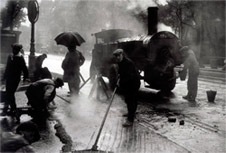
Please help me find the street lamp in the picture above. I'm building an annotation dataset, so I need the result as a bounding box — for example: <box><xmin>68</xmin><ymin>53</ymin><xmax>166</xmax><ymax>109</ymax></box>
<box><xmin>28</xmin><ymin>0</ymin><xmax>39</xmax><ymax>78</ymax></box>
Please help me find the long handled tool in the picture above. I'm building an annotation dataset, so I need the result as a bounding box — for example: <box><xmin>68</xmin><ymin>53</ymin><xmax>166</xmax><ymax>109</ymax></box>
<box><xmin>79</xmin><ymin>72</ymin><xmax>86</xmax><ymax>83</ymax></box>
<box><xmin>75</xmin><ymin>78</ymin><xmax>119</xmax><ymax>153</ymax></box>
<box><xmin>79</xmin><ymin>76</ymin><xmax>91</xmax><ymax>90</ymax></box>
<box><xmin>91</xmin><ymin>79</ymin><xmax>118</xmax><ymax>151</ymax></box>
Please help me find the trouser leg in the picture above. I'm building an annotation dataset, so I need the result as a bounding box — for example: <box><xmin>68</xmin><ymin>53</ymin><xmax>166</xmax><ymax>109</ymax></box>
<box><xmin>6</xmin><ymin>92</ymin><xmax>16</xmax><ymax>111</ymax></box>
<box><xmin>187</xmin><ymin>75</ymin><xmax>198</xmax><ymax>100</ymax></box>
<box><xmin>68</xmin><ymin>81</ymin><xmax>73</xmax><ymax>93</ymax></box>
<box><xmin>6</xmin><ymin>83</ymin><xmax>18</xmax><ymax>111</ymax></box>
<box><xmin>68</xmin><ymin>76</ymin><xmax>80</xmax><ymax>95</ymax></box>
<box><xmin>124</xmin><ymin>91</ymin><xmax>138</xmax><ymax>122</ymax></box>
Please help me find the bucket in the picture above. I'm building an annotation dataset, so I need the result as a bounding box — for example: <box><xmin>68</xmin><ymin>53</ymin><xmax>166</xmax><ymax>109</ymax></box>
<box><xmin>206</xmin><ymin>90</ymin><xmax>217</xmax><ymax>102</ymax></box>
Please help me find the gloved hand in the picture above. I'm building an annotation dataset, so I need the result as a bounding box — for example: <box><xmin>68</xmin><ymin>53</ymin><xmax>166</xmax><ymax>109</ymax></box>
<box><xmin>43</xmin><ymin>96</ymin><xmax>50</xmax><ymax>105</ymax></box>
<box><xmin>115</xmin><ymin>75</ymin><xmax>120</xmax><ymax>88</ymax></box>
<box><xmin>22</xmin><ymin>78</ymin><xmax>30</xmax><ymax>85</ymax></box>
<box><xmin>1</xmin><ymin>78</ymin><xmax>5</xmax><ymax>85</ymax></box>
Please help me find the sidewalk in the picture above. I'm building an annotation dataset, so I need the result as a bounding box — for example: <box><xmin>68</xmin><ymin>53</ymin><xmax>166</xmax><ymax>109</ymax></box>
<box><xmin>199</xmin><ymin>65</ymin><xmax>225</xmax><ymax>82</ymax></box>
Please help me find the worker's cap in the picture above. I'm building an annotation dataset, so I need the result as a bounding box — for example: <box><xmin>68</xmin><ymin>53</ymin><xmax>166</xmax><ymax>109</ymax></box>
<box><xmin>113</xmin><ymin>49</ymin><xmax>123</xmax><ymax>56</ymax></box>
<box><xmin>11</xmin><ymin>43</ymin><xmax>23</xmax><ymax>51</ymax></box>
<box><xmin>55</xmin><ymin>77</ymin><xmax>64</xmax><ymax>87</ymax></box>
<box><xmin>12</xmin><ymin>43</ymin><xmax>23</xmax><ymax>55</ymax></box>
<box><xmin>42</xmin><ymin>53</ymin><xmax>47</xmax><ymax>58</ymax></box>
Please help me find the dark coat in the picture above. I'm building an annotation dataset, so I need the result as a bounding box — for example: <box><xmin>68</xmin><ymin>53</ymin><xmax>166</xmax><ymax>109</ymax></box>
<box><xmin>4</xmin><ymin>54</ymin><xmax>28</xmax><ymax>83</ymax></box>
<box><xmin>180</xmin><ymin>49</ymin><xmax>199</xmax><ymax>78</ymax></box>
<box><xmin>118</xmin><ymin>56</ymin><xmax>140</xmax><ymax>91</ymax></box>
<box><xmin>35</xmin><ymin>54</ymin><xmax>46</xmax><ymax>70</ymax></box>
<box><xmin>26</xmin><ymin>79</ymin><xmax>56</xmax><ymax>110</ymax></box>
<box><xmin>61</xmin><ymin>50</ymin><xmax>85</xmax><ymax>82</ymax></box>
<box><xmin>34</xmin><ymin>67</ymin><xmax>52</xmax><ymax>81</ymax></box>
<box><xmin>0</xmin><ymin>132</ymin><xmax>34</xmax><ymax>153</ymax></box>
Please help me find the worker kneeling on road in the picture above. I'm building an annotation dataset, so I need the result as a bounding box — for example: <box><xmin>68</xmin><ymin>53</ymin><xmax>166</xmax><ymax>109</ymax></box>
<box><xmin>113</xmin><ymin>49</ymin><xmax>141</xmax><ymax>127</ymax></box>
<box><xmin>25</xmin><ymin>78</ymin><xmax>64</xmax><ymax>119</ymax></box>
<box><xmin>0</xmin><ymin>121</ymin><xmax>40</xmax><ymax>152</ymax></box>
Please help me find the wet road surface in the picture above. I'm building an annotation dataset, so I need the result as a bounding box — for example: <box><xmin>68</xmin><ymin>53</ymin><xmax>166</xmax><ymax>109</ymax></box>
<box><xmin>1</xmin><ymin>53</ymin><xmax>225</xmax><ymax>153</ymax></box>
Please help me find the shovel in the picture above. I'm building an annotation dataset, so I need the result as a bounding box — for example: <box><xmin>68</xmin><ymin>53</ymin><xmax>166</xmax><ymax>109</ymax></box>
<box><xmin>74</xmin><ymin>78</ymin><xmax>120</xmax><ymax>153</ymax></box>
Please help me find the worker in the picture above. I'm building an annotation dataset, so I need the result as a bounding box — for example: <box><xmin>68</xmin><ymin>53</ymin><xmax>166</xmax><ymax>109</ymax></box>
<box><xmin>113</xmin><ymin>49</ymin><xmax>140</xmax><ymax>127</ymax></box>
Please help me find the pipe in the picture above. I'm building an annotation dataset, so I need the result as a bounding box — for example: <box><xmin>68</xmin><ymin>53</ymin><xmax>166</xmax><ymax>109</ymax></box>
<box><xmin>148</xmin><ymin>7</ymin><xmax>158</xmax><ymax>35</ymax></box>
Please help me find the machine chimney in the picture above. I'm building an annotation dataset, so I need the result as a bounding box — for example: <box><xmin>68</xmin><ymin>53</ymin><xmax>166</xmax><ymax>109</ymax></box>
<box><xmin>148</xmin><ymin>7</ymin><xmax>158</xmax><ymax>35</ymax></box>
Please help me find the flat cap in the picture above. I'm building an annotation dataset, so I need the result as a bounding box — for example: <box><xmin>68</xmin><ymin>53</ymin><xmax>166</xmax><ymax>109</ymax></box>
<box><xmin>11</xmin><ymin>43</ymin><xmax>23</xmax><ymax>51</ymax></box>
<box><xmin>113</xmin><ymin>49</ymin><xmax>123</xmax><ymax>55</ymax></box>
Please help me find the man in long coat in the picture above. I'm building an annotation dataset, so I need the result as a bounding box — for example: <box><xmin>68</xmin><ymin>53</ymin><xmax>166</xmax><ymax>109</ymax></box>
<box><xmin>179</xmin><ymin>46</ymin><xmax>199</xmax><ymax>102</ymax></box>
<box><xmin>61</xmin><ymin>46</ymin><xmax>85</xmax><ymax>95</ymax></box>
<box><xmin>113</xmin><ymin>49</ymin><xmax>140</xmax><ymax>127</ymax></box>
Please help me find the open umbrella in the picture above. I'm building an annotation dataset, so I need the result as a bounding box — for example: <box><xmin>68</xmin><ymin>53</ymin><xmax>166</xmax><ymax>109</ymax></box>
<box><xmin>54</xmin><ymin>32</ymin><xmax>85</xmax><ymax>47</ymax></box>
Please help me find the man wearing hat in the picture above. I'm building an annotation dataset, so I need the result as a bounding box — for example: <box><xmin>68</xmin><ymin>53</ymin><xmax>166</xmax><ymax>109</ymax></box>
<box><xmin>1</xmin><ymin>121</ymin><xmax>40</xmax><ymax>152</ymax></box>
<box><xmin>1</xmin><ymin>43</ymin><xmax>29</xmax><ymax>116</ymax></box>
<box><xmin>25</xmin><ymin>78</ymin><xmax>64</xmax><ymax>119</ymax></box>
<box><xmin>179</xmin><ymin>46</ymin><xmax>199</xmax><ymax>102</ymax></box>
<box><xmin>113</xmin><ymin>49</ymin><xmax>140</xmax><ymax>127</ymax></box>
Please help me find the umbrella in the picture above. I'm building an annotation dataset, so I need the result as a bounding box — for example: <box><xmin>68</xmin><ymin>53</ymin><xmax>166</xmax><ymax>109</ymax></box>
<box><xmin>54</xmin><ymin>32</ymin><xmax>85</xmax><ymax>47</ymax></box>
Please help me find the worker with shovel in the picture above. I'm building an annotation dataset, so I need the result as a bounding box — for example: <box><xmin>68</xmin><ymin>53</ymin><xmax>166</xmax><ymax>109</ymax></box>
<box><xmin>113</xmin><ymin>49</ymin><xmax>141</xmax><ymax>127</ymax></box>
<box><xmin>25</xmin><ymin>78</ymin><xmax>64</xmax><ymax>120</ymax></box>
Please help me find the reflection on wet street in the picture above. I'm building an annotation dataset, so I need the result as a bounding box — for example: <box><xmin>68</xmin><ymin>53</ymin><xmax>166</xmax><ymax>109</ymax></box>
<box><xmin>1</xmin><ymin>56</ymin><xmax>225</xmax><ymax>153</ymax></box>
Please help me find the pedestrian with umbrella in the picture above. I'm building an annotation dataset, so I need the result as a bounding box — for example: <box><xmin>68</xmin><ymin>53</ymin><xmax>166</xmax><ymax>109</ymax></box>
<box><xmin>55</xmin><ymin>32</ymin><xmax>85</xmax><ymax>95</ymax></box>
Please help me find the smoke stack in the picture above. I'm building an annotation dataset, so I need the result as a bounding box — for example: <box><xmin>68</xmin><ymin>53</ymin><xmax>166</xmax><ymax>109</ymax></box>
<box><xmin>148</xmin><ymin>7</ymin><xmax>158</xmax><ymax>35</ymax></box>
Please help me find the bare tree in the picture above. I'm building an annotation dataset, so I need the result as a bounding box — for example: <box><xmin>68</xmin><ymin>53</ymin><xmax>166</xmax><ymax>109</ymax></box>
<box><xmin>1</xmin><ymin>0</ymin><xmax>28</xmax><ymax>30</ymax></box>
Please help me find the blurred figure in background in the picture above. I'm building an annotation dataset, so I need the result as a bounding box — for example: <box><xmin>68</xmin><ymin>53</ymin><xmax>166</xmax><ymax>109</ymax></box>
<box><xmin>33</xmin><ymin>53</ymin><xmax>52</xmax><ymax>81</ymax></box>
<box><xmin>0</xmin><ymin>121</ymin><xmax>40</xmax><ymax>152</ymax></box>
<box><xmin>61</xmin><ymin>45</ymin><xmax>85</xmax><ymax>95</ymax></box>
<box><xmin>1</xmin><ymin>43</ymin><xmax>29</xmax><ymax>116</ymax></box>
<box><xmin>222</xmin><ymin>59</ymin><xmax>226</xmax><ymax>71</ymax></box>
<box><xmin>179</xmin><ymin>46</ymin><xmax>199</xmax><ymax>102</ymax></box>
<box><xmin>113</xmin><ymin>49</ymin><xmax>140</xmax><ymax>127</ymax></box>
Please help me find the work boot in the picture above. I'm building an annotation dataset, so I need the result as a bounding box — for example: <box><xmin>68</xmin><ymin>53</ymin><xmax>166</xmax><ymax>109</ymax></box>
<box><xmin>183</xmin><ymin>95</ymin><xmax>196</xmax><ymax>102</ymax></box>
<box><xmin>182</xmin><ymin>95</ymin><xmax>188</xmax><ymax>100</ymax></box>
<box><xmin>122</xmin><ymin>119</ymin><xmax>133</xmax><ymax>127</ymax></box>
<box><xmin>0</xmin><ymin>111</ymin><xmax>7</xmax><ymax>116</ymax></box>
<box><xmin>157</xmin><ymin>91</ymin><xmax>169</xmax><ymax>100</ymax></box>
<box><xmin>0</xmin><ymin>106</ymin><xmax>9</xmax><ymax>116</ymax></box>
<box><xmin>122</xmin><ymin>113</ymin><xmax>128</xmax><ymax>117</ymax></box>
<box><xmin>48</xmin><ymin>105</ymin><xmax>57</xmax><ymax>110</ymax></box>
<box><xmin>10</xmin><ymin>109</ymin><xmax>20</xmax><ymax>123</ymax></box>
<box><xmin>188</xmin><ymin>99</ymin><xmax>196</xmax><ymax>102</ymax></box>
<box><xmin>188</xmin><ymin>96</ymin><xmax>196</xmax><ymax>102</ymax></box>
<box><xmin>67</xmin><ymin>92</ymin><xmax>70</xmax><ymax>97</ymax></box>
